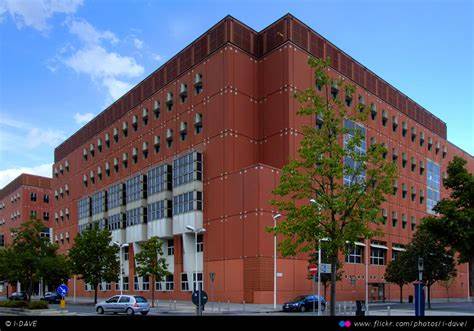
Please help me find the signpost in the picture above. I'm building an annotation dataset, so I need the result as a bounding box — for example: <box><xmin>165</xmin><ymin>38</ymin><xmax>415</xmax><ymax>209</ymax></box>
<box><xmin>56</xmin><ymin>284</ymin><xmax>68</xmax><ymax>309</ymax></box>
<box><xmin>192</xmin><ymin>290</ymin><xmax>208</xmax><ymax>315</ymax></box>
<box><xmin>415</xmin><ymin>257</ymin><xmax>425</xmax><ymax>316</ymax></box>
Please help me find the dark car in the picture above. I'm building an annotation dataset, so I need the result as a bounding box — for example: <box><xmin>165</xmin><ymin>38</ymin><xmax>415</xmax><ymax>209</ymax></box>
<box><xmin>9</xmin><ymin>291</ymin><xmax>27</xmax><ymax>301</ymax></box>
<box><xmin>41</xmin><ymin>292</ymin><xmax>62</xmax><ymax>304</ymax></box>
<box><xmin>282</xmin><ymin>295</ymin><xmax>326</xmax><ymax>312</ymax></box>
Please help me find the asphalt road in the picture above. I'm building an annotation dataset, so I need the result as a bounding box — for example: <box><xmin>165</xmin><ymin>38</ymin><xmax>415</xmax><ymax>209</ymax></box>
<box><xmin>52</xmin><ymin>300</ymin><xmax>474</xmax><ymax>316</ymax></box>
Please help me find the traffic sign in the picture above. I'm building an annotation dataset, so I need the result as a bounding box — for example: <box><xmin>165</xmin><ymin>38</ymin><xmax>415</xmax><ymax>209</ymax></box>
<box><xmin>320</xmin><ymin>263</ymin><xmax>331</xmax><ymax>273</ymax></box>
<box><xmin>308</xmin><ymin>264</ymin><xmax>318</xmax><ymax>275</ymax></box>
<box><xmin>56</xmin><ymin>284</ymin><xmax>68</xmax><ymax>297</ymax></box>
<box><xmin>192</xmin><ymin>290</ymin><xmax>208</xmax><ymax>307</ymax></box>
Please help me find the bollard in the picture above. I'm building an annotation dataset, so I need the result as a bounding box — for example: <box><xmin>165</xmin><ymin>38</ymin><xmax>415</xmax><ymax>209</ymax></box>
<box><xmin>387</xmin><ymin>306</ymin><xmax>391</xmax><ymax>316</ymax></box>
<box><xmin>243</xmin><ymin>300</ymin><xmax>245</xmax><ymax>312</ymax></box>
<box><xmin>174</xmin><ymin>300</ymin><xmax>177</xmax><ymax>311</ymax></box>
<box><xmin>343</xmin><ymin>302</ymin><xmax>346</xmax><ymax>315</ymax></box>
<box><xmin>169</xmin><ymin>299</ymin><xmax>172</xmax><ymax>310</ymax></box>
<box><xmin>227</xmin><ymin>300</ymin><xmax>230</xmax><ymax>311</ymax></box>
<box><xmin>218</xmin><ymin>301</ymin><xmax>221</xmax><ymax>313</ymax></box>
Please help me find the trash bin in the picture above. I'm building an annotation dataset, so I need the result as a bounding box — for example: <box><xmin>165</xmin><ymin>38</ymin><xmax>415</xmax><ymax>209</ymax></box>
<box><xmin>408</xmin><ymin>295</ymin><xmax>414</xmax><ymax>303</ymax></box>
<box><xmin>355</xmin><ymin>300</ymin><xmax>365</xmax><ymax>316</ymax></box>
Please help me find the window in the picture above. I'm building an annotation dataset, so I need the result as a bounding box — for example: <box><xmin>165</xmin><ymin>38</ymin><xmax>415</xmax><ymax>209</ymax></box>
<box><xmin>166</xmin><ymin>92</ymin><xmax>173</xmax><ymax>111</ymax></box>
<box><xmin>391</xmin><ymin>211</ymin><xmax>398</xmax><ymax>227</ymax></box>
<box><xmin>78</xmin><ymin>198</ymin><xmax>90</xmax><ymax>219</ymax></box>
<box><xmin>166</xmin><ymin>129</ymin><xmax>173</xmax><ymax>148</ymax></box>
<box><xmin>126</xmin><ymin>175</ymin><xmax>142</xmax><ymax>203</ymax></box>
<box><xmin>197</xmin><ymin>234</ymin><xmax>204</xmax><ymax>252</ymax></box>
<box><xmin>382</xmin><ymin>110</ymin><xmax>388</xmax><ymax>126</ymax></box>
<box><xmin>134</xmin><ymin>276</ymin><xmax>140</xmax><ymax>291</ymax></box>
<box><xmin>172</xmin><ymin>152</ymin><xmax>202</xmax><ymax>187</ymax></box>
<box><xmin>43</xmin><ymin>194</ymin><xmax>49</xmax><ymax>203</ymax></box>
<box><xmin>126</xmin><ymin>207</ymin><xmax>144</xmax><ymax>226</ymax></box>
<box><xmin>427</xmin><ymin>160</ymin><xmax>440</xmax><ymax>213</ymax></box>
<box><xmin>91</xmin><ymin>191</ymin><xmax>105</xmax><ymax>215</ymax></box>
<box><xmin>153</xmin><ymin>100</ymin><xmax>160</xmax><ymax>119</ymax></box>
<box><xmin>392</xmin><ymin>245</ymin><xmax>405</xmax><ymax>261</ymax></box>
<box><xmin>173</xmin><ymin>191</ymin><xmax>203</xmax><ymax>215</ymax></box>
<box><xmin>147</xmin><ymin>164</ymin><xmax>171</xmax><ymax>195</ymax></box>
<box><xmin>179</xmin><ymin>83</ymin><xmax>188</xmax><ymax>103</ymax></box>
<box><xmin>124</xmin><ymin>246</ymin><xmax>129</xmax><ymax>261</ymax></box>
<box><xmin>194</xmin><ymin>73</ymin><xmax>203</xmax><ymax>94</ymax></box>
<box><xmin>107</xmin><ymin>183</ymin><xmax>123</xmax><ymax>210</ymax></box>
<box><xmin>370</xmin><ymin>243</ymin><xmax>387</xmax><ymax>265</ymax></box>
<box><xmin>370</xmin><ymin>103</ymin><xmax>377</xmax><ymax>120</ymax></box>
<box><xmin>165</xmin><ymin>274</ymin><xmax>174</xmax><ymax>291</ymax></box>
<box><xmin>192</xmin><ymin>272</ymin><xmax>203</xmax><ymax>291</ymax></box>
<box><xmin>410</xmin><ymin>216</ymin><xmax>417</xmax><ymax>231</ymax></box>
<box><xmin>30</xmin><ymin>192</ymin><xmax>37</xmax><ymax>201</ymax></box>
<box><xmin>195</xmin><ymin>113</ymin><xmax>203</xmax><ymax>134</ymax></box>
<box><xmin>343</xmin><ymin>119</ymin><xmax>366</xmax><ymax>186</ymax></box>
<box><xmin>330</xmin><ymin>81</ymin><xmax>339</xmax><ymax>99</ymax></box>
<box><xmin>180</xmin><ymin>122</ymin><xmax>188</xmax><ymax>140</ymax></box>
<box><xmin>181</xmin><ymin>273</ymin><xmax>190</xmax><ymax>291</ymax></box>
<box><xmin>167</xmin><ymin>239</ymin><xmax>174</xmax><ymax>256</ymax></box>
<box><xmin>402</xmin><ymin>214</ymin><xmax>407</xmax><ymax>229</ymax></box>
<box><xmin>123</xmin><ymin>276</ymin><xmax>129</xmax><ymax>290</ymax></box>
<box><xmin>119</xmin><ymin>296</ymin><xmax>130</xmax><ymax>303</ymax></box>
<box><xmin>132</xmin><ymin>115</ymin><xmax>138</xmax><ymax>131</ymax></box>
<box><xmin>142</xmin><ymin>276</ymin><xmax>150</xmax><ymax>291</ymax></box>
<box><xmin>30</xmin><ymin>210</ymin><xmax>37</xmax><ymax>219</ymax></box>
<box><xmin>345</xmin><ymin>244</ymin><xmax>363</xmax><ymax>264</ymax></box>
<box><xmin>148</xmin><ymin>200</ymin><xmax>171</xmax><ymax>221</ymax></box>
<box><xmin>345</xmin><ymin>87</ymin><xmax>353</xmax><ymax>107</ymax></box>
<box><xmin>107</xmin><ymin>213</ymin><xmax>122</xmax><ymax>231</ymax></box>
<box><xmin>43</xmin><ymin>212</ymin><xmax>49</xmax><ymax>221</ymax></box>
<box><xmin>402</xmin><ymin>121</ymin><xmax>407</xmax><ymax>137</ymax></box>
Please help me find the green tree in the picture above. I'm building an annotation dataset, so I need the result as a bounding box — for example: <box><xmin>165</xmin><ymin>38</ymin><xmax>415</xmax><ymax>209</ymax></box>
<box><xmin>402</xmin><ymin>228</ymin><xmax>457</xmax><ymax>309</ymax></box>
<box><xmin>270</xmin><ymin>57</ymin><xmax>397</xmax><ymax>315</ymax></box>
<box><xmin>307</xmin><ymin>252</ymin><xmax>343</xmax><ymax>300</ymax></box>
<box><xmin>0</xmin><ymin>219</ymin><xmax>68</xmax><ymax>301</ymax></box>
<box><xmin>384</xmin><ymin>253</ymin><xmax>410</xmax><ymax>303</ymax></box>
<box><xmin>135</xmin><ymin>236</ymin><xmax>169</xmax><ymax>307</ymax></box>
<box><xmin>39</xmin><ymin>254</ymin><xmax>71</xmax><ymax>292</ymax></box>
<box><xmin>68</xmin><ymin>226</ymin><xmax>119</xmax><ymax>304</ymax></box>
<box><xmin>421</xmin><ymin>156</ymin><xmax>474</xmax><ymax>296</ymax></box>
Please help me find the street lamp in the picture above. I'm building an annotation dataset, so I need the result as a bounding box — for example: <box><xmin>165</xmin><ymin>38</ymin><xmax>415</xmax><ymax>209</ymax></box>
<box><xmin>272</xmin><ymin>213</ymin><xmax>281</xmax><ymax>310</ymax></box>
<box><xmin>185</xmin><ymin>225</ymin><xmax>206</xmax><ymax>316</ymax></box>
<box><xmin>113</xmin><ymin>241</ymin><xmax>129</xmax><ymax>295</ymax></box>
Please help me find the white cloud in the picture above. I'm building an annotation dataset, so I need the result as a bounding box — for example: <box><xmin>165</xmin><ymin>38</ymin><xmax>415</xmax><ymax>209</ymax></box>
<box><xmin>153</xmin><ymin>53</ymin><xmax>163</xmax><ymax>62</ymax></box>
<box><xmin>0</xmin><ymin>163</ymin><xmax>52</xmax><ymax>188</ymax></box>
<box><xmin>0</xmin><ymin>0</ymin><xmax>83</xmax><ymax>31</ymax></box>
<box><xmin>0</xmin><ymin>114</ymin><xmax>65</xmax><ymax>151</ymax></box>
<box><xmin>133</xmin><ymin>37</ymin><xmax>143</xmax><ymax>50</ymax></box>
<box><xmin>73</xmin><ymin>112</ymin><xmax>95</xmax><ymax>125</ymax></box>
<box><xmin>26</xmin><ymin>128</ymin><xmax>66</xmax><ymax>148</ymax></box>
<box><xmin>67</xmin><ymin>18</ymin><xmax>118</xmax><ymax>45</ymax></box>
<box><xmin>60</xmin><ymin>19</ymin><xmax>144</xmax><ymax>101</ymax></box>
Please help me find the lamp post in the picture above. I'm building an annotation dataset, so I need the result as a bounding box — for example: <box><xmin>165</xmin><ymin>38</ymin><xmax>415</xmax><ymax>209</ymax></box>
<box><xmin>309</xmin><ymin>199</ymin><xmax>322</xmax><ymax>316</ymax></box>
<box><xmin>272</xmin><ymin>213</ymin><xmax>281</xmax><ymax>310</ymax></box>
<box><xmin>186</xmin><ymin>225</ymin><xmax>206</xmax><ymax>316</ymax></box>
<box><xmin>113</xmin><ymin>241</ymin><xmax>129</xmax><ymax>295</ymax></box>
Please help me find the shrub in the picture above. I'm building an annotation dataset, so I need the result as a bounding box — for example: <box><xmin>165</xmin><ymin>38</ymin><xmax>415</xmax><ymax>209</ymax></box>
<box><xmin>27</xmin><ymin>300</ymin><xmax>49</xmax><ymax>310</ymax></box>
<box><xmin>0</xmin><ymin>300</ymin><xmax>28</xmax><ymax>308</ymax></box>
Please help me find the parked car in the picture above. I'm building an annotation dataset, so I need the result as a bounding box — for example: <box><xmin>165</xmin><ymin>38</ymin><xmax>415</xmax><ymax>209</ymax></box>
<box><xmin>95</xmin><ymin>295</ymin><xmax>150</xmax><ymax>315</ymax></box>
<box><xmin>8</xmin><ymin>292</ymin><xmax>27</xmax><ymax>301</ymax></box>
<box><xmin>41</xmin><ymin>292</ymin><xmax>62</xmax><ymax>304</ymax></box>
<box><xmin>282</xmin><ymin>295</ymin><xmax>326</xmax><ymax>312</ymax></box>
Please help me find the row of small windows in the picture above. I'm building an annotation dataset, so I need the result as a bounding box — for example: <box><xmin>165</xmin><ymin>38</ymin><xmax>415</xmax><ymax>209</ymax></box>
<box><xmin>324</xmin><ymin>81</ymin><xmax>448</xmax><ymax>159</ymax></box>
<box><xmin>344</xmin><ymin>241</ymin><xmax>404</xmax><ymax>266</ymax></box>
<box><xmin>54</xmin><ymin>160</ymin><xmax>70</xmax><ymax>177</ymax></box>
<box><xmin>54</xmin><ymin>185</ymin><xmax>69</xmax><ymax>200</ymax></box>
<box><xmin>381</xmin><ymin>208</ymin><xmax>418</xmax><ymax>231</ymax></box>
<box><xmin>53</xmin><ymin>232</ymin><xmax>70</xmax><ymax>244</ymax></box>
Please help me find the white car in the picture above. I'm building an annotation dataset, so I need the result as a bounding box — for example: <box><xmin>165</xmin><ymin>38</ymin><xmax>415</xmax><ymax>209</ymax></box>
<box><xmin>95</xmin><ymin>295</ymin><xmax>150</xmax><ymax>315</ymax></box>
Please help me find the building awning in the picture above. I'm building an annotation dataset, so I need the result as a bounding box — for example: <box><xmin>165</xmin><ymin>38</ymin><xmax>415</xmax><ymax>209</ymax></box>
<box><xmin>392</xmin><ymin>246</ymin><xmax>406</xmax><ymax>252</ymax></box>
<box><xmin>370</xmin><ymin>243</ymin><xmax>388</xmax><ymax>250</ymax></box>
<box><xmin>345</xmin><ymin>241</ymin><xmax>366</xmax><ymax>246</ymax></box>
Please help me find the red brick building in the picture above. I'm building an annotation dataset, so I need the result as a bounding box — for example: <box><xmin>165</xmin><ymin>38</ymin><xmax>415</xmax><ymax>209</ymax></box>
<box><xmin>0</xmin><ymin>174</ymin><xmax>52</xmax><ymax>294</ymax></box>
<box><xmin>51</xmin><ymin>14</ymin><xmax>473</xmax><ymax>304</ymax></box>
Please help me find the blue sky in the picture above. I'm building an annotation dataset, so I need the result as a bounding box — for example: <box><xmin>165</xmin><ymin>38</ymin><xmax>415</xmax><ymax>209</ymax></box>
<box><xmin>0</xmin><ymin>0</ymin><xmax>472</xmax><ymax>187</ymax></box>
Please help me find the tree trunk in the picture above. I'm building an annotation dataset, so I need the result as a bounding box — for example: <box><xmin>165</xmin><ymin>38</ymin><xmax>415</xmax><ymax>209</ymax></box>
<box><xmin>94</xmin><ymin>284</ymin><xmax>98</xmax><ymax>304</ymax></box>
<box><xmin>399</xmin><ymin>285</ymin><xmax>403</xmax><ymax>303</ymax></box>
<box><xmin>6</xmin><ymin>282</ymin><xmax>9</xmax><ymax>299</ymax></box>
<box><xmin>329</xmin><ymin>254</ymin><xmax>338</xmax><ymax>316</ymax></box>
<box><xmin>427</xmin><ymin>284</ymin><xmax>431</xmax><ymax>309</ymax></box>
<box><xmin>151</xmin><ymin>275</ymin><xmax>155</xmax><ymax>308</ymax></box>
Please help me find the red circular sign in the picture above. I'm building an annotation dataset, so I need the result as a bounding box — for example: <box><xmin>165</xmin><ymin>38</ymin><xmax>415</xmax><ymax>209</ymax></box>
<box><xmin>308</xmin><ymin>264</ymin><xmax>318</xmax><ymax>275</ymax></box>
